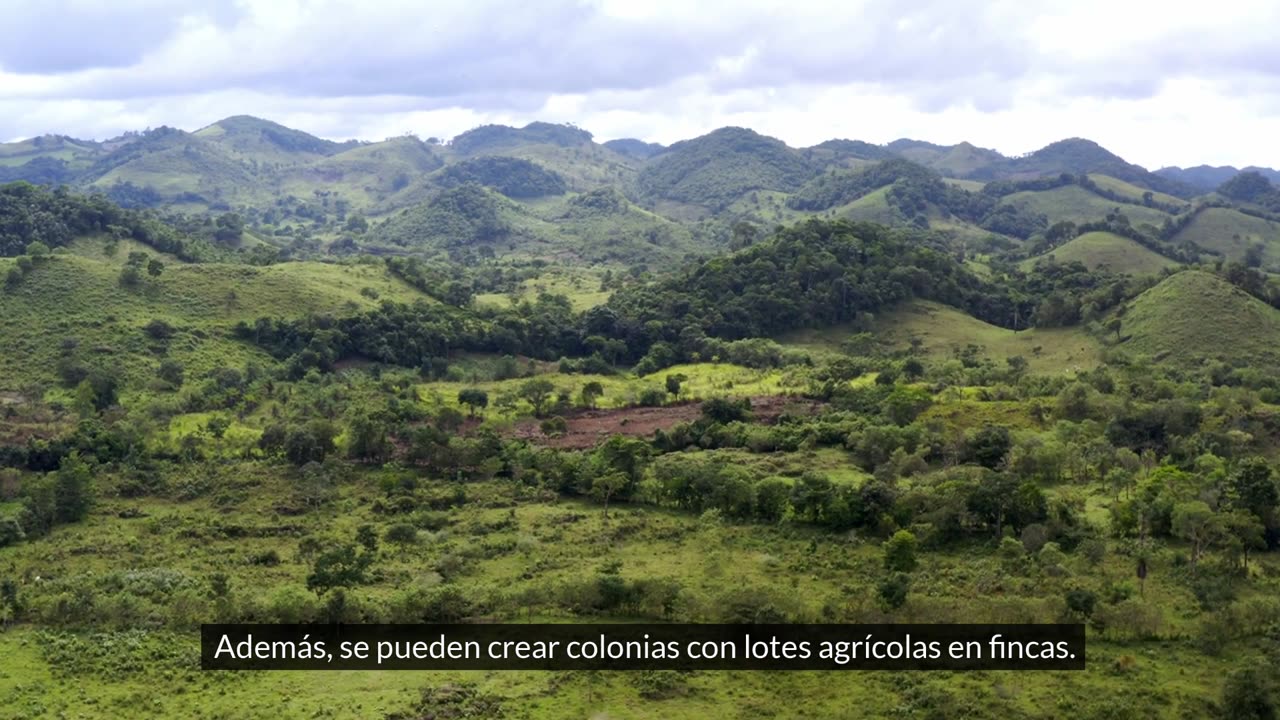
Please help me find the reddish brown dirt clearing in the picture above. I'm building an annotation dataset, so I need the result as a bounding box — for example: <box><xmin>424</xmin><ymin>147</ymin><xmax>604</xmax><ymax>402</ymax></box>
<box><xmin>511</xmin><ymin>395</ymin><xmax>821</xmax><ymax>449</ymax></box>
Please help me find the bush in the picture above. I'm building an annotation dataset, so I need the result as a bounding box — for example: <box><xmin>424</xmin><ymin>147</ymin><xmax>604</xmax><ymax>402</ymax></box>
<box><xmin>385</xmin><ymin>523</ymin><xmax>419</xmax><ymax>544</ymax></box>
<box><xmin>638</xmin><ymin>388</ymin><xmax>666</xmax><ymax>407</ymax></box>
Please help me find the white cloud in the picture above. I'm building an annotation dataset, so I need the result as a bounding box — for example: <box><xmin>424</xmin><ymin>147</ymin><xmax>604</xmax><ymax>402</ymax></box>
<box><xmin>1</xmin><ymin>0</ymin><xmax>1279</xmax><ymax>168</ymax></box>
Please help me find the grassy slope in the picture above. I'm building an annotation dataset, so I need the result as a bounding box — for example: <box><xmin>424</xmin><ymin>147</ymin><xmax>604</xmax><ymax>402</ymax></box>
<box><xmin>0</xmin><ymin>463</ymin><xmax>1233</xmax><ymax>719</ymax></box>
<box><xmin>1021</xmin><ymin>231</ymin><xmax>1179</xmax><ymax>275</ymax></box>
<box><xmin>782</xmin><ymin>299</ymin><xmax>1101</xmax><ymax>374</ymax></box>
<box><xmin>1120</xmin><ymin>269</ymin><xmax>1280</xmax><ymax>365</ymax></box>
<box><xmin>1171</xmin><ymin>207</ymin><xmax>1280</xmax><ymax>269</ymax></box>
<box><xmin>473</xmin><ymin>265</ymin><xmax>611</xmax><ymax>312</ymax></box>
<box><xmin>0</xmin><ymin>255</ymin><xmax>427</xmax><ymax>390</ymax></box>
<box><xmin>1000</xmin><ymin>185</ymin><xmax>1170</xmax><ymax>227</ymax></box>
<box><xmin>1086</xmin><ymin>174</ymin><xmax>1187</xmax><ymax>208</ymax></box>
<box><xmin>281</xmin><ymin>137</ymin><xmax>444</xmax><ymax>213</ymax></box>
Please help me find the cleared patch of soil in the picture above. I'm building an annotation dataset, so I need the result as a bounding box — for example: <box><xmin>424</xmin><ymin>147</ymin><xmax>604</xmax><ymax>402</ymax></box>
<box><xmin>512</xmin><ymin>395</ymin><xmax>821</xmax><ymax>449</ymax></box>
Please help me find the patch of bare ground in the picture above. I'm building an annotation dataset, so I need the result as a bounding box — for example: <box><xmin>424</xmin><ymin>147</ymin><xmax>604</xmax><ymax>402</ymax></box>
<box><xmin>511</xmin><ymin>395</ymin><xmax>821</xmax><ymax>449</ymax></box>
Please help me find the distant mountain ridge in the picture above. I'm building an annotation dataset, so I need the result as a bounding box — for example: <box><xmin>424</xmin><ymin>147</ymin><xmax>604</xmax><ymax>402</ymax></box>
<box><xmin>1156</xmin><ymin>164</ymin><xmax>1280</xmax><ymax>191</ymax></box>
<box><xmin>0</xmin><ymin>115</ymin><xmax>1251</xmax><ymax>205</ymax></box>
<box><xmin>3</xmin><ymin>114</ymin><xmax>1279</xmax><ymax>268</ymax></box>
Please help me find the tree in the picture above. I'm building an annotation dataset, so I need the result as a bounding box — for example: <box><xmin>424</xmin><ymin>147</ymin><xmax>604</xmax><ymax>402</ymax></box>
<box><xmin>1229</xmin><ymin>457</ymin><xmax>1278</xmax><ymax>524</ymax></box>
<box><xmin>120</xmin><ymin>251</ymin><xmax>148</xmax><ymax>287</ymax></box>
<box><xmin>1222</xmin><ymin>510</ymin><xmax>1266</xmax><ymax>571</ymax></box>
<box><xmin>205</xmin><ymin>416</ymin><xmax>230</xmax><ymax>440</ymax></box>
<box><xmin>1221</xmin><ymin>666</ymin><xmax>1277</xmax><ymax>720</ymax></box>
<box><xmin>356</xmin><ymin>524</ymin><xmax>379</xmax><ymax>553</ymax></box>
<box><xmin>1172</xmin><ymin>501</ymin><xmax>1221</xmax><ymax>568</ymax></box>
<box><xmin>457</xmin><ymin>388</ymin><xmax>489</xmax><ymax>416</ymax></box>
<box><xmin>884</xmin><ymin>386</ymin><xmax>932</xmax><ymax>426</ymax></box>
<box><xmin>306</xmin><ymin>544</ymin><xmax>373</xmax><ymax>594</ymax></box>
<box><xmin>701</xmin><ymin>397</ymin><xmax>751</xmax><ymax>424</ymax></box>
<box><xmin>54</xmin><ymin>452</ymin><xmax>93</xmax><ymax>524</ymax></box>
<box><xmin>790</xmin><ymin>472</ymin><xmax>833</xmax><ymax>523</ymax></box>
<box><xmin>1105</xmin><ymin>318</ymin><xmax>1122</xmax><ymax>342</ymax></box>
<box><xmin>665</xmin><ymin>373</ymin><xmax>686</xmax><ymax>398</ymax></box>
<box><xmin>147</xmin><ymin>258</ymin><xmax>165</xmax><ymax>278</ymax></box>
<box><xmin>754</xmin><ymin>477</ymin><xmax>790</xmax><ymax>523</ymax></box>
<box><xmin>1064</xmin><ymin>589</ymin><xmax>1097</xmax><ymax>619</ymax></box>
<box><xmin>580</xmin><ymin>381</ymin><xmax>604</xmax><ymax>409</ymax></box>
<box><xmin>518</xmin><ymin>379</ymin><xmax>555</xmax><ymax>417</ymax></box>
<box><xmin>296</xmin><ymin>461</ymin><xmax>340</xmax><ymax>508</ymax></box>
<box><xmin>591</xmin><ymin>472</ymin><xmax>628</xmax><ymax>519</ymax></box>
<box><xmin>157</xmin><ymin>359</ymin><xmax>185</xmax><ymax>388</ymax></box>
<box><xmin>285</xmin><ymin>421</ymin><xmax>337</xmax><ymax>465</ymax></box>
<box><xmin>883</xmin><ymin>529</ymin><xmax>918</xmax><ymax>572</ymax></box>
<box><xmin>347</xmin><ymin>413</ymin><xmax>392</xmax><ymax>462</ymax></box>
<box><xmin>877</xmin><ymin>572</ymin><xmax>910</xmax><ymax>611</ymax></box>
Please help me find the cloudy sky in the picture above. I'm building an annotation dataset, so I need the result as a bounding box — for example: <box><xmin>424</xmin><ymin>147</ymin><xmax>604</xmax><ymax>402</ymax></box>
<box><xmin>2</xmin><ymin>0</ymin><xmax>1278</xmax><ymax>169</ymax></box>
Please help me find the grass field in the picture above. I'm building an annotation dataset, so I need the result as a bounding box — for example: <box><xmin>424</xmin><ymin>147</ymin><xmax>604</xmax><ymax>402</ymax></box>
<box><xmin>0</xmin><ymin>255</ymin><xmax>428</xmax><ymax>390</ymax></box>
<box><xmin>782</xmin><ymin>300</ymin><xmax>1101</xmax><ymax>374</ymax></box>
<box><xmin>1170</xmin><ymin>207</ymin><xmax>1280</xmax><ymax>270</ymax></box>
<box><xmin>1021</xmin><ymin>231</ymin><xmax>1179</xmax><ymax>275</ymax></box>
<box><xmin>1000</xmin><ymin>185</ymin><xmax>1171</xmax><ymax>227</ymax></box>
<box><xmin>474</xmin><ymin>265</ymin><xmax>612</xmax><ymax>312</ymax></box>
<box><xmin>0</xmin><ymin>455</ymin><xmax>1253</xmax><ymax>719</ymax></box>
<box><xmin>1119</xmin><ymin>269</ymin><xmax>1280</xmax><ymax>366</ymax></box>
<box><xmin>1086</xmin><ymin>174</ymin><xmax>1188</xmax><ymax>209</ymax></box>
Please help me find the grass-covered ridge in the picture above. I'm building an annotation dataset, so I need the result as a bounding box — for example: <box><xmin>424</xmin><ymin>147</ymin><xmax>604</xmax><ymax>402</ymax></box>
<box><xmin>1023</xmin><ymin>231</ymin><xmax>1180</xmax><ymax>275</ymax></box>
<box><xmin>1119</xmin><ymin>270</ymin><xmax>1280</xmax><ymax>366</ymax></box>
<box><xmin>0</xmin><ymin>253</ymin><xmax>427</xmax><ymax>389</ymax></box>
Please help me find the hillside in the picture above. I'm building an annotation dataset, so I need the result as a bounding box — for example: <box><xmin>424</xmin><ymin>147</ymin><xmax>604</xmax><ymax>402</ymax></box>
<box><xmin>636</xmin><ymin>127</ymin><xmax>817</xmax><ymax>209</ymax></box>
<box><xmin>783</xmin><ymin>298</ymin><xmax>1101</xmax><ymax>374</ymax></box>
<box><xmin>279</xmin><ymin>135</ymin><xmax>445</xmax><ymax>211</ymax></box>
<box><xmin>985</xmin><ymin>138</ymin><xmax>1197</xmax><ymax>198</ymax></box>
<box><xmin>82</xmin><ymin>126</ymin><xmax>263</xmax><ymax>205</ymax></box>
<box><xmin>1157</xmin><ymin>164</ymin><xmax>1280</xmax><ymax>191</ymax></box>
<box><xmin>436</xmin><ymin>155</ymin><xmax>567</xmax><ymax>198</ymax></box>
<box><xmin>1021</xmin><ymin>231</ymin><xmax>1179</xmax><ymax>275</ymax></box>
<box><xmin>886</xmin><ymin>139</ymin><xmax>1005</xmax><ymax>177</ymax></box>
<box><xmin>448</xmin><ymin>121</ymin><xmax>595</xmax><ymax>156</ymax></box>
<box><xmin>602</xmin><ymin>138</ymin><xmax>665</xmax><ymax>159</ymax></box>
<box><xmin>0</xmin><ymin>253</ymin><xmax>427</xmax><ymax>390</ymax></box>
<box><xmin>1170</xmin><ymin>207</ymin><xmax>1280</xmax><ymax>269</ymax></box>
<box><xmin>1119</xmin><ymin>270</ymin><xmax>1280</xmax><ymax>365</ymax></box>
<box><xmin>193</xmin><ymin>115</ymin><xmax>356</xmax><ymax>164</ymax></box>
<box><xmin>998</xmin><ymin>185</ymin><xmax>1171</xmax><ymax>228</ymax></box>
<box><xmin>371</xmin><ymin>183</ymin><xmax>517</xmax><ymax>253</ymax></box>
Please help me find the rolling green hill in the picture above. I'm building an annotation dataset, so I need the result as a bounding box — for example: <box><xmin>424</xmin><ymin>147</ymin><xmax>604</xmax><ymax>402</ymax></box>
<box><xmin>1170</xmin><ymin>207</ymin><xmax>1280</xmax><ymax>269</ymax></box>
<box><xmin>371</xmin><ymin>183</ymin><xmax>517</xmax><ymax>252</ymax></box>
<box><xmin>602</xmin><ymin>138</ymin><xmax>665</xmax><ymax>159</ymax></box>
<box><xmin>999</xmin><ymin>184</ymin><xmax>1171</xmax><ymax>228</ymax></box>
<box><xmin>783</xmin><ymin>299</ymin><xmax>1100</xmax><ymax>374</ymax></box>
<box><xmin>449</xmin><ymin>122</ymin><xmax>594</xmax><ymax>156</ymax></box>
<box><xmin>279</xmin><ymin>135</ymin><xmax>445</xmax><ymax>212</ymax></box>
<box><xmin>7</xmin><ymin>115</ymin><xmax>1280</xmax><ymax>272</ymax></box>
<box><xmin>371</xmin><ymin>184</ymin><xmax>700</xmax><ymax>265</ymax></box>
<box><xmin>1086</xmin><ymin>174</ymin><xmax>1188</xmax><ymax>209</ymax></box>
<box><xmin>83</xmin><ymin>127</ymin><xmax>262</xmax><ymax>205</ymax></box>
<box><xmin>436</xmin><ymin>156</ymin><xmax>567</xmax><ymax>198</ymax></box>
<box><xmin>875</xmin><ymin>299</ymin><xmax>1100</xmax><ymax>373</ymax></box>
<box><xmin>1118</xmin><ymin>270</ymin><xmax>1280</xmax><ymax>365</ymax></box>
<box><xmin>0</xmin><ymin>253</ymin><xmax>427</xmax><ymax>390</ymax></box>
<box><xmin>1021</xmin><ymin>231</ymin><xmax>1179</xmax><ymax>275</ymax></box>
<box><xmin>636</xmin><ymin>127</ymin><xmax>817</xmax><ymax>209</ymax></box>
<box><xmin>987</xmin><ymin>139</ymin><xmax>1198</xmax><ymax>198</ymax></box>
<box><xmin>193</xmin><ymin>115</ymin><xmax>356</xmax><ymax>165</ymax></box>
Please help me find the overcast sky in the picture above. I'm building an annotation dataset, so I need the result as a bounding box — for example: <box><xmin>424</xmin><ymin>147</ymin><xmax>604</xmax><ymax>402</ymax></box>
<box><xmin>2</xmin><ymin>0</ymin><xmax>1278</xmax><ymax>169</ymax></box>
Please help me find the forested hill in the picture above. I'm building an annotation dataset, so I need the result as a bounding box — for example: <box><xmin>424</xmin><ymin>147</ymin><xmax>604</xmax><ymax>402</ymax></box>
<box><xmin>604</xmin><ymin>219</ymin><xmax>1012</xmax><ymax>340</ymax></box>
<box><xmin>7</xmin><ymin>117</ymin><xmax>1280</xmax><ymax>278</ymax></box>
<box><xmin>0</xmin><ymin>180</ymin><xmax>213</xmax><ymax>260</ymax></box>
